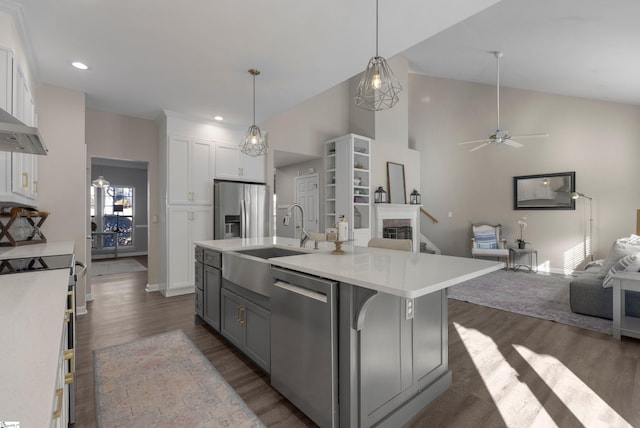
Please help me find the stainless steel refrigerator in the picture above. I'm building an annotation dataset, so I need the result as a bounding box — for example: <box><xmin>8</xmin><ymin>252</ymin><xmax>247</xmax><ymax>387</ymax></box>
<box><xmin>214</xmin><ymin>180</ymin><xmax>270</xmax><ymax>239</ymax></box>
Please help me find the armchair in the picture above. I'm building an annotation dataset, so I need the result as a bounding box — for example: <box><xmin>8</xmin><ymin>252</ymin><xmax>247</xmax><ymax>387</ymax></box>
<box><xmin>471</xmin><ymin>224</ymin><xmax>509</xmax><ymax>269</ymax></box>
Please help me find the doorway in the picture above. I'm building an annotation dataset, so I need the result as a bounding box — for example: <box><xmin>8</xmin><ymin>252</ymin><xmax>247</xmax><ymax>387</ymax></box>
<box><xmin>294</xmin><ymin>173</ymin><xmax>319</xmax><ymax>234</ymax></box>
<box><xmin>90</xmin><ymin>158</ymin><xmax>149</xmax><ymax>260</ymax></box>
<box><xmin>273</xmin><ymin>151</ymin><xmax>323</xmax><ymax>238</ymax></box>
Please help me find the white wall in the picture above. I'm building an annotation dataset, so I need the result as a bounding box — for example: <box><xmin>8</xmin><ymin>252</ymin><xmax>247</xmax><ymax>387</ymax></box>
<box><xmin>86</xmin><ymin>109</ymin><xmax>159</xmax><ymax>285</ymax></box>
<box><xmin>409</xmin><ymin>74</ymin><xmax>640</xmax><ymax>272</ymax></box>
<box><xmin>36</xmin><ymin>85</ymin><xmax>87</xmax><ymax>307</ymax></box>
<box><xmin>261</xmin><ymin>79</ymin><xmax>351</xmax><ymax>193</ymax></box>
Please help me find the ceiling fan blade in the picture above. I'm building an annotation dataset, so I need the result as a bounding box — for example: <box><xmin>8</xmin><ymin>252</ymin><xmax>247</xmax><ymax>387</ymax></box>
<box><xmin>458</xmin><ymin>138</ymin><xmax>491</xmax><ymax>146</ymax></box>
<box><xmin>469</xmin><ymin>142</ymin><xmax>491</xmax><ymax>152</ymax></box>
<box><xmin>503</xmin><ymin>139</ymin><xmax>523</xmax><ymax>148</ymax></box>
<box><xmin>509</xmin><ymin>133</ymin><xmax>549</xmax><ymax>139</ymax></box>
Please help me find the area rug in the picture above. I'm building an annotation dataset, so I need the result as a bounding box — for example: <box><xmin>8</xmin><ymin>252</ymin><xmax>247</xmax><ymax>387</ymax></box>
<box><xmin>94</xmin><ymin>330</ymin><xmax>265</xmax><ymax>428</ymax></box>
<box><xmin>92</xmin><ymin>259</ymin><xmax>147</xmax><ymax>276</ymax></box>
<box><xmin>448</xmin><ymin>270</ymin><xmax>613</xmax><ymax>334</ymax></box>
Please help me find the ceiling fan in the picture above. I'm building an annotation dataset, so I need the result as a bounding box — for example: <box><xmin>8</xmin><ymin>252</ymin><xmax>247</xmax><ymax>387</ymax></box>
<box><xmin>458</xmin><ymin>51</ymin><xmax>548</xmax><ymax>152</ymax></box>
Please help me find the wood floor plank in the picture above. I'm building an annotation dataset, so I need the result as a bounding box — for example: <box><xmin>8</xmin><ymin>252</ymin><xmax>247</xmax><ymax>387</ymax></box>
<box><xmin>75</xmin><ymin>257</ymin><xmax>640</xmax><ymax>427</ymax></box>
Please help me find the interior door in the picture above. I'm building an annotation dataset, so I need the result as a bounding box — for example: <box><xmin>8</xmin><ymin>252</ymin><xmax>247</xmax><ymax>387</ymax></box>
<box><xmin>294</xmin><ymin>174</ymin><xmax>319</xmax><ymax>233</ymax></box>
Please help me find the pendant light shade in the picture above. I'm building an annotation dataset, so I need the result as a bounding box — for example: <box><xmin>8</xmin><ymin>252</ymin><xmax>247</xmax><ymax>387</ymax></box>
<box><xmin>354</xmin><ymin>0</ymin><xmax>402</xmax><ymax>111</ymax></box>
<box><xmin>92</xmin><ymin>175</ymin><xmax>110</xmax><ymax>188</ymax></box>
<box><xmin>240</xmin><ymin>68</ymin><xmax>268</xmax><ymax>157</ymax></box>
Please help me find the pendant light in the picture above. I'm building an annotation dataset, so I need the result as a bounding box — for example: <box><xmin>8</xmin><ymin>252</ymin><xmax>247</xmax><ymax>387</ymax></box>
<box><xmin>92</xmin><ymin>175</ymin><xmax>110</xmax><ymax>187</ymax></box>
<box><xmin>240</xmin><ymin>68</ymin><xmax>268</xmax><ymax>157</ymax></box>
<box><xmin>92</xmin><ymin>166</ymin><xmax>110</xmax><ymax>188</ymax></box>
<box><xmin>354</xmin><ymin>0</ymin><xmax>402</xmax><ymax>111</ymax></box>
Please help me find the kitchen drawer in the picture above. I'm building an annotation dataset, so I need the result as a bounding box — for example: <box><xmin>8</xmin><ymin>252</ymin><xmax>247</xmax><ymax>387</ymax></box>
<box><xmin>204</xmin><ymin>249</ymin><xmax>221</xmax><ymax>268</ymax></box>
<box><xmin>195</xmin><ymin>288</ymin><xmax>204</xmax><ymax>317</ymax></box>
<box><xmin>194</xmin><ymin>261</ymin><xmax>204</xmax><ymax>291</ymax></box>
<box><xmin>195</xmin><ymin>246</ymin><xmax>204</xmax><ymax>263</ymax></box>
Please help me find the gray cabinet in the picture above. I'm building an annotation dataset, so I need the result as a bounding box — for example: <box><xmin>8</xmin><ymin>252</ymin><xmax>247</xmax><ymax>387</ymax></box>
<box><xmin>203</xmin><ymin>265</ymin><xmax>221</xmax><ymax>331</ymax></box>
<box><xmin>194</xmin><ymin>248</ymin><xmax>204</xmax><ymax>317</ymax></box>
<box><xmin>220</xmin><ymin>287</ymin><xmax>270</xmax><ymax>373</ymax></box>
<box><xmin>195</xmin><ymin>247</ymin><xmax>222</xmax><ymax>332</ymax></box>
<box><xmin>339</xmin><ymin>284</ymin><xmax>450</xmax><ymax>428</ymax></box>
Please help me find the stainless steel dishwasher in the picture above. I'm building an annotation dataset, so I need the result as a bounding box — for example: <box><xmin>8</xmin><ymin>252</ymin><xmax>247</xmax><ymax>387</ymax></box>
<box><xmin>270</xmin><ymin>267</ymin><xmax>338</xmax><ymax>428</ymax></box>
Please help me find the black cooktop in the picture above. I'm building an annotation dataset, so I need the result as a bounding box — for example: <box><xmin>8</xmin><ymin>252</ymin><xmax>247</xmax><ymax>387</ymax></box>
<box><xmin>0</xmin><ymin>254</ymin><xmax>74</xmax><ymax>275</ymax></box>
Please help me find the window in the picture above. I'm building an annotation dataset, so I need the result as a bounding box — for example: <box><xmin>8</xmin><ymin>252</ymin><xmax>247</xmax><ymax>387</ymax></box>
<box><xmin>102</xmin><ymin>186</ymin><xmax>134</xmax><ymax>248</ymax></box>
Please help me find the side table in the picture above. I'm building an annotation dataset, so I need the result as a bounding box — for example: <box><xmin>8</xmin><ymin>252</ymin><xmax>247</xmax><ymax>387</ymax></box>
<box><xmin>509</xmin><ymin>247</ymin><xmax>538</xmax><ymax>272</ymax></box>
<box><xmin>612</xmin><ymin>272</ymin><xmax>640</xmax><ymax>340</ymax></box>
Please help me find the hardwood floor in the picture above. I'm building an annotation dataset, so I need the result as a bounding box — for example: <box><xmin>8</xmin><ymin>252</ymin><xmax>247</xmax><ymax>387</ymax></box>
<box><xmin>76</xmin><ymin>259</ymin><xmax>640</xmax><ymax>427</ymax></box>
<box><xmin>76</xmin><ymin>256</ymin><xmax>313</xmax><ymax>427</ymax></box>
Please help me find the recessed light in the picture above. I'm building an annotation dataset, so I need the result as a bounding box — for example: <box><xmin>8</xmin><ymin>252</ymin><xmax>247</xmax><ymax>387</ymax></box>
<box><xmin>72</xmin><ymin>61</ymin><xmax>89</xmax><ymax>70</ymax></box>
<box><xmin>214</xmin><ymin>116</ymin><xmax>223</xmax><ymax>121</ymax></box>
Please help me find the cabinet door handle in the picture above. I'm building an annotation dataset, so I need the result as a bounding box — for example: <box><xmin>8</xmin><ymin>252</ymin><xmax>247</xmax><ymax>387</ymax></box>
<box><xmin>64</xmin><ymin>348</ymin><xmax>75</xmax><ymax>373</ymax></box>
<box><xmin>239</xmin><ymin>167</ymin><xmax>243</xmax><ymax>176</ymax></box>
<box><xmin>33</xmin><ymin>179</ymin><xmax>38</xmax><ymax>193</ymax></box>
<box><xmin>52</xmin><ymin>388</ymin><xmax>63</xmax><ymax>419</ymax></box>
<box><xmin>22</xmin><ymin>172</ymin><xmax>28</xmax><ymax>188</ymax></box>
<box><xmin>237</xmin><ymin>306</ymin><xmax>245</xmax><ymax>325</ymax></box>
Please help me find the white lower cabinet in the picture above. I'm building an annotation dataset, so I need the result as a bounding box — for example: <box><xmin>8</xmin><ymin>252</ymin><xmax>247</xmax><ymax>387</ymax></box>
<box><xmin>165</xmin><ymin>206</ymin><xmax>212</xmax><ymax>296</ymax></box>
<box><xmin>51</xmin><ymin>307</ymin><xmax>71</xmax><ymax>427</ymax></box>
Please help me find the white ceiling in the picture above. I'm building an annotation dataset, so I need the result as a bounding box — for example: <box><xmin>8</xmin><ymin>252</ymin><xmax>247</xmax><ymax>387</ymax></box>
<box><xmin>2</xmin><ymin>0</ymin><xmax>639</xmax><ymax>130</ymax></box>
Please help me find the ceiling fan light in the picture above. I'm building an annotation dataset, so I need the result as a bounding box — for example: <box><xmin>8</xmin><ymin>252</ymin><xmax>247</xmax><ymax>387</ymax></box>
<box><xmin>354</xmin><ymin>56</ymin><xmax>402</xmax><ymax>111</ymax></box>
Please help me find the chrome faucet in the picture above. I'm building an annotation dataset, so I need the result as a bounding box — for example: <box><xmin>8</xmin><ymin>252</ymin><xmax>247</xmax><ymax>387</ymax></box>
<box><xmin>283</xmin><ymin>203</ymin><xmax>310</xmax><ymax>248</ymax></box>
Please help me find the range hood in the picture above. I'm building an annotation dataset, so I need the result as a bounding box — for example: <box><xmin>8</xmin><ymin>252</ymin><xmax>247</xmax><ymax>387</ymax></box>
<box><xmin>0</xmin><ymin>109</ymin><xmax>48</xmax><ymax>156</ymax></box>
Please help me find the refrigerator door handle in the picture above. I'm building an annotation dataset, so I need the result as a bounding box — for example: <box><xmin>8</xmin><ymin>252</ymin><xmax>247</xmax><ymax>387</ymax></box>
<box><xmin>241</xmin><ymin>199</ymin><xmax>247</xmax><ymax>238</ymax></box>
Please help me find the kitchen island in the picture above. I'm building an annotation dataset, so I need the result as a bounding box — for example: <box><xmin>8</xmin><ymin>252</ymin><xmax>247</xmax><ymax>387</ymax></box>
<box><xmin>195</xmin><ymin>237</ymin><xmax>502</xmax><ymax>427</ymax></box>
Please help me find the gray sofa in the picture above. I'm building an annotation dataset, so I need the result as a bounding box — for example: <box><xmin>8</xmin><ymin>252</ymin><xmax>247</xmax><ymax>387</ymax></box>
<box><xmin>570</xmin><ymin>266</ymin><xmax>640</xmax><ymax>319</ymax></box>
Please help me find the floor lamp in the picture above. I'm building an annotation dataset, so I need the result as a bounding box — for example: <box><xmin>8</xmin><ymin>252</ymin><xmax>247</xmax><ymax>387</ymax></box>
<box><xmin>571</xmin><ymin>192</ymin><xmax>593</xmax><ymax>261</ymax></box>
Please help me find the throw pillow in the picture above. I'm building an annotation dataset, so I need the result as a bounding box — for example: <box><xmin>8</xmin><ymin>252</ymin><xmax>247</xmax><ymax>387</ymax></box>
<box><xmin>596</xmin><ymin>234</ymin><xmax>640</xmax><ymax>279</ymax></box>
<box><xmin>473</xmin><ymin>228</ymin><xmax>497</xmax><ymax>249</ymax></box>
<box><xmin>602</xmin><ymin>252</ymin><xmax>640</xmax><ymax>288</ymax></box>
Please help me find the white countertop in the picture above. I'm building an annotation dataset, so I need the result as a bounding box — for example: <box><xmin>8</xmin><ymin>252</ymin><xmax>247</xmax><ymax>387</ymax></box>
<box><xmin>0</xmin><ymin>241</ymin><xmax>75</xmax><ymax>259</ymax></box>
<box><xmin>195</xmin><ymin>237</ymin><xmax>503</xmax><ymax>298</ymax></box>
<box><xmin>0</xmin><ymin>269</ymin><xmax>71</xmax><ymax>428</ymax></box>
<box><xmin>195</xmin><ymin>236</ymin><xmax>328</xmax><ymax>253</ymax></box>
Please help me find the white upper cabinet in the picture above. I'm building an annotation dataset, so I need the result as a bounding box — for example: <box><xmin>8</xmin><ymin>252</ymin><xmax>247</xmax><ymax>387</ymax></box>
<box><xmin>2</xmin><ymin>55</ymin><xmax>36</xmax><ymax>127</ymax></box>
<box><xmin>167</xmin><ymin>136</ymin><xmax>214</xmax><ymax>205</ymax></box>
<box><xmin>214</xmin><ymin>142</ymin><xmax>265</xmax><ymax>183</ymax></box>
<box><xmin>0</xmin><ymin>48</ymin><xmax>39</xmax><ymax>208</ymax></box>
<box><xmin>0</xmin><ymin>48</ymin><xmax>13</xmax><ymax>114</ymax></box>
<box><xmin>14</xmin><ymin>65</ymin><xmax>36</xmax><ymax>127</ymax></box>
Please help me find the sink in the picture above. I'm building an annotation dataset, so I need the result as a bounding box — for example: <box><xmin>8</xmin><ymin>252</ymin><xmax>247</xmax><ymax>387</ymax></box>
<box><xmin>222</xmin><ymin>247</ymin><xmax>308</xmax><ymax>297</ymax></box>
<box><xmin>234</xmin><ymin>247</ymin><xmax>307</xmax><ymax>259</ymax></box>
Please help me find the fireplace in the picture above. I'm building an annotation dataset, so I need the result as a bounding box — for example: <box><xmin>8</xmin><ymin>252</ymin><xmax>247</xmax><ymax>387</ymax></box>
<box><xmin>374</xmin><ymin>204</ymin><xmax>421</xmax><ymax>252</ymax></box>
<box><xmin>382</xmin><ymin>219</ymin><xmax>412</xmax><ymax>240</ymax></box>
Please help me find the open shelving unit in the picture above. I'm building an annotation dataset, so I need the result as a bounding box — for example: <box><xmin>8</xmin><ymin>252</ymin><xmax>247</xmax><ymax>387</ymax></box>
<box><xmin>324</xmin><ymin>134</ymin><xmax>372</xmax><ymax>246</ymax></box>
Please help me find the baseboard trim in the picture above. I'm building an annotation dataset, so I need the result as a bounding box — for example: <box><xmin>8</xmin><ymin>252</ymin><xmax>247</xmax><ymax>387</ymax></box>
<box><xmin>375</xmin><ymin>370</ymin><xmax>452</xmax><ymax>428</ymax></box>
<box><xmin>161</xmin><ymin>286</ymin><xmax>195</xmax><ymax>297</ymax></box>
<box><xmin>76</xmin><ymin>306</ymin><xmax>87</xmax><ymax>316</ymax></box>
<box><xmin>145</xmin><ymin>283</ymin><xmax>160</xmax><ymax>293</ymax></box>
<box><xmin>91</xmin><ymin>251</ymin><xmax>148</xmax><ymax>260</ymax></box>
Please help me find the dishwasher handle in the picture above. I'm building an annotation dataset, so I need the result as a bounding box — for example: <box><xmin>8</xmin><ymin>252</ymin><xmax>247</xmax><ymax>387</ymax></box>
<box><xmin>274</xmin><ymin>280</ymin><xmax>327</xmax><ymax>303</ymax></box>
